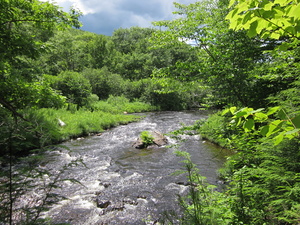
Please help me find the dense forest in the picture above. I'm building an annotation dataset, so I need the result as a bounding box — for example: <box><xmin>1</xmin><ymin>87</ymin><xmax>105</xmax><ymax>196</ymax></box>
<box><xmin>0</xmin><ymin>0</ymin><xmax>299</xmax><ymax>224</ymax></box>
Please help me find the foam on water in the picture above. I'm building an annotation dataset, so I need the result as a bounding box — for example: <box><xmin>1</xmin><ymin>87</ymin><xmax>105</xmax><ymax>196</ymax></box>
<box><xmin>38</xmin><ymin>111</ymin><xmax>230</xmax><ymax>224</ymax></box>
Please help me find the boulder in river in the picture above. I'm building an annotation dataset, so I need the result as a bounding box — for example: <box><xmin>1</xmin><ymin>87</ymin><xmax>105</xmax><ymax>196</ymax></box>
<box><xmin>132</xmin><ymin>130</ymin><xmax>168</xmax><ymax>149</ymax></box>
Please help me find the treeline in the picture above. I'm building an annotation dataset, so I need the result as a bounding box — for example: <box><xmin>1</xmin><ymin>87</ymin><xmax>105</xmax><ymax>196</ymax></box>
<box><xmin>27</xmin><ymin>27</ymin><xmax>204</xmax><ymax>111</ymax></box>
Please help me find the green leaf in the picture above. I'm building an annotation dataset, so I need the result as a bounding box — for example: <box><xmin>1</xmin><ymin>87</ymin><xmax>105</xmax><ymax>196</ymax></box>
<box><xmin>228</xmin><ymin>0</ymin><xmax>237</xmax><ymax>8</ymax></box>
<box><xmin>277</xmin><ymin>109</ymin><xmax>288</xmax><ymax>120</ymax></box>
<box><xmin>221</xmin><ymin>108</ymin><xmax>230</xmax><ymax>115</ymax></box>
<box><xmin>260</xmin><ymin>125</ymin><xmax>270</xmax><ymax>136</ymax></box>
<box><xmin>291</xmin><ymin>114</ymin><xmax>300</xmax><ymax>128</ymax></box>
<box><xmin>264</xmin><ymin>2</ymin><xmax>274</xmax><ymax>11</ymax></box>
<box><xmin>248</xmin><ymin>21</ymin><xmax>259</xmax><ymax>37</ymax></box>
<box><xmin>274</xmin><ymin>0</ymin><xmax>290</xmax><ymax>6</ymax></box>
<box><xmin>250</xmin><ymin>108</ymin><xmax>265</xmax><ymax>114</ymax></box>
<box><xmin>244</xmin><ymin>119</ymin><xmax>254</xmax><ymax>131</ymax></box>
<box><xmin>236</xmin><ymin>117</ymin><xmax>242</xmax><ymax>126</ymax></box>
<box><xmin>278</xmin><ymin>42</ymin><xmax>290</xmax><ymax>51</ymax></box>
<box><xmin>230</xmin><ymin>106</ymin><xmax>237</xmax><ymax>114</ymax></box>
<box><xmin>284</xmin><ymin>129</ymin><xmax>299</xmax><ymax>135</ymax></box>
<box><xmin>256</xmin><ymin>19</ymin><xmax>269</xmax><ymax>34</ymax></box>
<box><xmin>274</xmin><ymin>133</ymin><xmax>284</xmax><ymax>145</ymax></box>
<box><xmin>288</xmin><ymin>3</ymin><xmax>300</xmax><ymax>18</ymax></box>
<box><xmin>235</xmin><ymin>111</ymin><xmax>248</xmax><ymax>118</ymax></box>
<box><xmin>270</xmin><ymin>32</ymin><xmax>281</xmax><ymax>39</ymax></box>
<box><xmin>266</xmin><ymin>120</ymin><xmax>283</xmax><ymax>137</ymax></box>
<box><xmin>267</xmin><ymin>106</ymin><xmax>280</xmax><ymax>116</ymax></box>
<box><xmin>254</xmin><ymin>112</ymin><xmax>268</xmax><ymax>121</ymax></box>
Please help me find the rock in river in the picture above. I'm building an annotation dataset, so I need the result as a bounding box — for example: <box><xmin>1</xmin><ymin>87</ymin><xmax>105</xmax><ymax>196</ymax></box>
<box><xmin>132</xmin><ymin>130</ymin><xmax>168</xmax><ymax>149</ymax></box>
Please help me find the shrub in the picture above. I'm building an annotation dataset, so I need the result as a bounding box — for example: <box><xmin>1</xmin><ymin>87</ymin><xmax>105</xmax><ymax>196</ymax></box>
<box><xmin>196</xmin><ymin>108</ymin><xmax>300</xmax><ymax>224</ymax></box>
<box><xmin>55</xmin><ymin>71</ymin><xmax>92</xmax><ymax>107</ymax></box>
<box><xmin>82</xmin><ymin>67</ymin><xmax>127</xmax><ymax>99</ymax></box>
<box><xmin>199</xmin><ymin>111</ymin><xmax>237</xmax><ymax>148</ymax></box>
<box><xmin>140</xmin><ymin>131</ymin><xmax>154</xmax><ymax>147</ymax></box>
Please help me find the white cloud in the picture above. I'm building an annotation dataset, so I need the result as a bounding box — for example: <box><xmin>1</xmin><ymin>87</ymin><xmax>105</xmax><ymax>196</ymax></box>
<box><xmin>41</xmin><ymin>0</ymin><xmax>198</xmax><ymax>35</ymax></box>
<box><xmin>41</xmin><ymin>0</ymin><xmax>94</xmax><ymax>14</ymax></box>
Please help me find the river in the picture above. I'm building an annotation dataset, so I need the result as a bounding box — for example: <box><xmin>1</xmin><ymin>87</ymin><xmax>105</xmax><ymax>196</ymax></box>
<box><xmin>40</xmin><ymin>111</ymin><xmax>229</xmax><ymax>224</ymax></box>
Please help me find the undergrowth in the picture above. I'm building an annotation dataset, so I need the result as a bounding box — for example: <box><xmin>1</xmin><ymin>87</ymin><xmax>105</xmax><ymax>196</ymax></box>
<box><xmin>170</xmin><ymin>109</ymin><xmax>300</xmax><ymax>225</ymax></box>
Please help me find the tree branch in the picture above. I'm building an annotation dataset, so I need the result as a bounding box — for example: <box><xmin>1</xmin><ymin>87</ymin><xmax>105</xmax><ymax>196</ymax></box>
<box><xmin>0</xmin><ymin>98</ymin><xmax>28</xmax><ymax>122</ymax></box>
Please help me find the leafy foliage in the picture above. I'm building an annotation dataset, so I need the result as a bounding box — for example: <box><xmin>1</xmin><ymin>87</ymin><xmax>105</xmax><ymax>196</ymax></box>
<box><xmin>226</xmin><ymin>0</ymin><xmax>300</xmax><ymax>46</ymax></box>
<box><xmin>223</xmin><ymin>106</ymin><xmax>300</xmax><ymax>145</ymax></box>
<box><xmin>1</xmin><ymin>0</ymin><xmax>300</xmax><ymax>223</ymax></box>
<box><xmin>81</xmin><ymin>67</ymin><xmax>127</xmax><ymax>99</ymax></box>
<box><xmin>0</xmin><ymin>0</ymin><xmax>81</xmax><ymax>114</ymax></box>
<box><xmin>55</xmin><ymin>71</ymin><xmax>92</xmax><ymax>107</ymax></box>
<box><xmin>140</xmin><ymin>131</ymin><xmax>154</xmax><ymax>147</ymax></box>
<box><xmin>176</xmin><ymin>110</ymin><xmax>300</xmax><ymax>224</ymax></box>
<box><xmin>151</xmin><ymin>0</ymin><xmax>270</xmax><ymax>107</ymax></box>
<box><xmin>174</xmin><ymin>151</ymin><xmax>233</xmax><ymax>225</ymax></box>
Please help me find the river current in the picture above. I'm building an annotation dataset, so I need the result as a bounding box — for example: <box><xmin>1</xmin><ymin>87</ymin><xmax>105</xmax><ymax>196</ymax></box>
<box><xmin>41</xmin><ymin>111</ymin><xmax>229</xmax><ymax>224</ymax></box>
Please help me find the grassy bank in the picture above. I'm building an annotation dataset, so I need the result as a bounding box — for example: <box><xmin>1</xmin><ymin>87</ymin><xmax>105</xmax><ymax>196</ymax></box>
<box><xmin>37</xmin><ymin>108</ymin><xmax>141</xmax><ymax>141</ymax></box>
<box><xmin>0</xmin><ymin>98</ymin><xmax>156</xmax><ymax>157</ymax></box>
<box><xmin>0</xmin><ymin>98</ymin><xmax>156</xmax><ymax>224</ymax></box>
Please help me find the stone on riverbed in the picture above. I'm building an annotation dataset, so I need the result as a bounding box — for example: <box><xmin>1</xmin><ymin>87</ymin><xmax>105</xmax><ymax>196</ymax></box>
<box><xmin>132</xmin><ymin>130</ymin><xmax>168</xmax><ymax>149</ymax></box>
<box><xmin>97</xmin><ymin>200</ymin><xmax>111</xmax><ymax>208</ymax></box>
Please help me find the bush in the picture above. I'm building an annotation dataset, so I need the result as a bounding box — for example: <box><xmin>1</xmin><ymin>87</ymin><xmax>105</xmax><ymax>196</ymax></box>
<box><xmin>168</xmin><ymin>151</ymin><xmax>233</xmax><ymax>225</ymax></box>
<box><xmin>55</xmin><ymin>71</ymin><xmax>92</xmax><ymax>107</ymax></box>
<box><xmin>0</xmin><ymin>108</ymin><xmax>61</xmax><ymax>157</ymax></box>
<box><xmin>82</xmin><ymin>67</ymin><xmax>127</xmax><ymax>99</ymax></box>
<box><xmin>195</xmin><ymin>109</ymin><xmax>300</xmax><ymax>224</ymax></box>
<box><xmin>140</xmin><ymin>131</ymin><xmax>154</xmax><ymax>147</ymax></box>
<box><xmin>199</xmin><ymin>111</ymin><xmax>237</xmax><ymax>148</ymax></box>
<box><xmin>164</xmin><ymin>114</ymin><xmax>300</xmax><ymax>224</ymax></box>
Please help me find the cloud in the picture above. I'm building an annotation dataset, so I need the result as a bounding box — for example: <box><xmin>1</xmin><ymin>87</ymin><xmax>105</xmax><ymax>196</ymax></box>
<box><xmin>43</xmin><ymin>0</ymin><xmax>198</xmax><ymax>35</ymax></box>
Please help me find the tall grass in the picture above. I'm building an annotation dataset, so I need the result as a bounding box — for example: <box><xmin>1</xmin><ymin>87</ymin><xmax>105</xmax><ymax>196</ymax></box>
<box><xmin>91</xmin><ymin>95</ymin><xmax>157</xmax><ymax>114</ymax></box>
<box><xmin>0</xmin><ymin>97</ymin><xmax>154</xmax><ymax>156</ymax></box>
<box><xmin>37</xmin><ymin>108</ymin><xmax>141</xmax><ymax>141</ymax></box>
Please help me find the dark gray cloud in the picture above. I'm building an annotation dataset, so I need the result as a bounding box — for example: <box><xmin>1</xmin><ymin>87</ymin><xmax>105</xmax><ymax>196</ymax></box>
<box><xmin>45</xmin><ymin>0</ymin><xmax>197</xmax><ymax>36</ymax></box>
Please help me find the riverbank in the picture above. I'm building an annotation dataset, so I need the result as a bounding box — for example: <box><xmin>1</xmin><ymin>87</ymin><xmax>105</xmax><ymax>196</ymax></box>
<box><xmin>44</xmin><ymin>98</ymin><xmax>158</xmax><ymax>143</ymax></box>
<box><xmin>0</xmin><ymin>98</ymin><xmax>157</xmax><ymax>158</ymax></box>
<box><xmin>183</xmin><ymin>109</ymin><xmax>300</xmax><ymax>224</ymax></box>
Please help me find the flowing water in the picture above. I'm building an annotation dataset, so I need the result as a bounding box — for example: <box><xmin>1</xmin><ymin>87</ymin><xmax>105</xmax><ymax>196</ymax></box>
<box><xmin>41</xmin><ymin>111</ymin><xmax>230</xmax><ymax>224</ymax></box>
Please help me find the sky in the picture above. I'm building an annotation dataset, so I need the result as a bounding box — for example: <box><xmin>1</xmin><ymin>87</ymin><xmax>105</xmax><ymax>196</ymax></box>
<box><xmin>45</xmin><ymin>0</ymin><xmax>198</xmax><ymax>36</ymax></box>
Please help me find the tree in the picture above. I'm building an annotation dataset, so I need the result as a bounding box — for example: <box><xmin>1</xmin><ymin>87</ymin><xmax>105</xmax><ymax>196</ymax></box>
<box><xmin>36</xmin><ymin>29</ymin><xmax>111</xmax><ymax>75</ymax></box>
<box><xmin>225</xmin><ymin>0</ymin><xmax>300</xmax><ymax>142</ymax></box>
<box><xmin>110</xmin><ymin>27</ymin><xmax>196</xmax><ymax>80</ymax></box>
<box><xmin>0</xmin><ymin>3</ymin><xmax>81</xmax><ymax>223</ymax></box>
<box><xmin>87</xmin><ymin>34</ymin><xmax>110</xmax><ymax>69</ymax></box>
<box><xmin>151</xmin><ymin>0</ymin><xmax>266</xmax><ymax>107</ymax></box>
<box><xmin>226</xmin><ymin>0</ymin><xmax>300</xmax><ymax>48</ymax></box>
<box><xmin>111</xmin><ymin>27</ymin><xmax>155</xmax><ymax>54</ymax></box>
<box><xmin>0</xmin><ymin>0</ymin><xmax>81</xmax><ymax>117</ymax></box>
